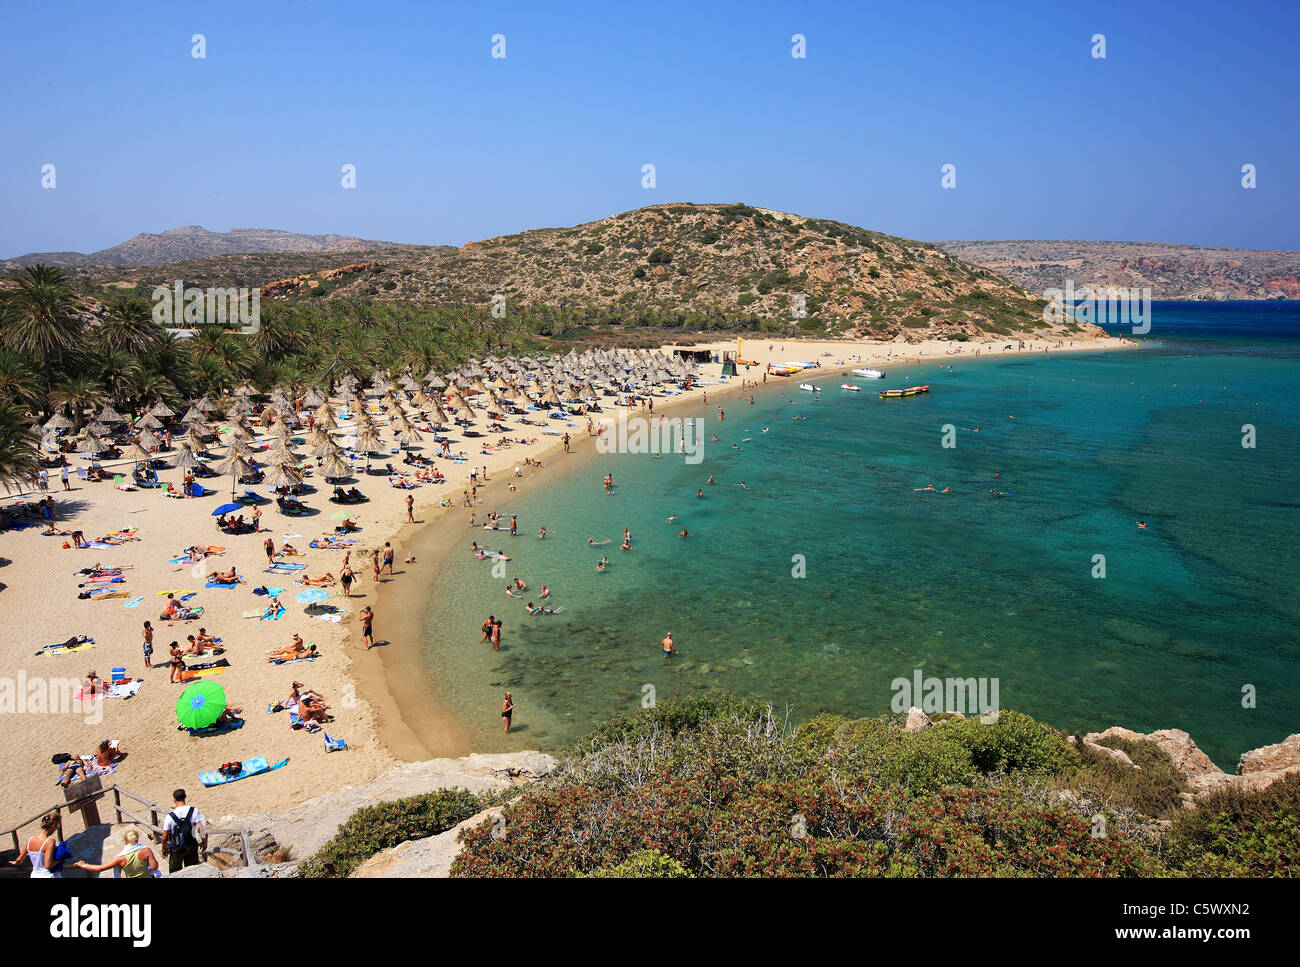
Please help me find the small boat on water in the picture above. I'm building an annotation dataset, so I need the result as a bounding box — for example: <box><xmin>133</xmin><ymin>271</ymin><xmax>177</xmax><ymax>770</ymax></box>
<box><xmin>879</xmin><ymin>385</ymin><xmax>930</xmax><ymax>399</ymax></box>
<box><xmin>799</xmin><ymin>383</ymin><xmax>820</xmax><ymax>392</ymax></box>
<box><xmin>840</xmin><ymin>383</ymin><xmax>861</xmax><ymax>391</ymax></box>
<box><xmin>851</xmin><ymin>368</ymin><xmax>886</xmax><ymax>379</ymax></box>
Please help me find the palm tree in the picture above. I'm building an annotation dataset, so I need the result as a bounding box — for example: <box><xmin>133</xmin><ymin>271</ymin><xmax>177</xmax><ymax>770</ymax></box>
<box><xmin>49</xmin><ymin>375</ymin><xmax>107</xmax><ymax>428</ymax></box>
<box><xmin>98</xmin><ymin>295</ymin><xmax>162</xmax><ymax>357</ymax></box>
<box><xmin>0</xmin><ymin>264</ymin><xmax>83</xmax><ymax>405</ymax></box>
<box><xmin>0</xmin><ymin>401</ymin><xmax>42</xmax><ymax>493</ymax></box>
<box><xmin>0</xmin><ymin>350</ymin><xmax>43</xmax><ymax>411</ymax></box>
<box><xmin>94</xmin><ymin>349</ymin><xmax>142</xmax><ymax>406</ymax></box>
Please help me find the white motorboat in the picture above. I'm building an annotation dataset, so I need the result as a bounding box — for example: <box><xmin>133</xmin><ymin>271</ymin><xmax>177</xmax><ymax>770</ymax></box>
<box><xmin>799</xmin><ymin>383</ymin><xmax>820</xmax><ymax>392</ymax></box>
<box><xmin>851</xmin><ymin>368</ymin><xmax>886</xmax><ymax>379</ymax></box>
<box><xmin>840</xmin><ymin>383</ymin><xmax>861</xmax><ymax>391</ymax></box>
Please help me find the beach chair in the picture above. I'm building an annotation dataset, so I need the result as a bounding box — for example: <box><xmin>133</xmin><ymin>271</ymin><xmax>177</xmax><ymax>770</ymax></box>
<box><xmin>190</xmin><ymin>484</ymin><xmax>212</xmax><ymax>497</ymax></box>
<box><xmin>240</xmin><ymin>489</ymin><xmax>267</xmax><ymax>505</ymax></box>
<box><xmin>76</xmin><ymin>467</ymin><xmax>92</xmax><ymax>483</ymax></box>
<box><xmin>324</xmin><ymin>732</ymin><xmax>347</xmax><ymax>752</ymax></box>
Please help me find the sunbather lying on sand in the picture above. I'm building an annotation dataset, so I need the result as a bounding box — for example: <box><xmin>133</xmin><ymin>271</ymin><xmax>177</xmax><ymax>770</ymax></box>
<box><xmin>301</xmin><ymin>573</ymin><xmax>335</xmax><ymax>586</ymax></box>
<box><xmin>209</xmin><ymin>567</ymin><xmax>244</xmax><ymax>585</ymax></box>
<box><xmin>267</xmin><ymin>636</ymin><xmax>316</xmax><ymax>662</ymax></box>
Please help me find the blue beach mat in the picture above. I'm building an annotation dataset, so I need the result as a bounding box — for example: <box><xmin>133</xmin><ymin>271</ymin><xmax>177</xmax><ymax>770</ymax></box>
<box><xmin>199</xmin><ymin>755</ymin><xmax>289</xmax><ymax>787</ymax></box>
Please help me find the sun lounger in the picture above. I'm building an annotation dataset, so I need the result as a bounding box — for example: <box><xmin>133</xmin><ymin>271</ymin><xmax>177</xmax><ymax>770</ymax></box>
<box><xmin>324</xmin><ymin>733</ymin><xmax>347</xmax><ymax>752</ymax></box>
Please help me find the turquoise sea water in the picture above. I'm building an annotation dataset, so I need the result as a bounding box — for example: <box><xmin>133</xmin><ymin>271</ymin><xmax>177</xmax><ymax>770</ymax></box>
<box><xmin>418</xmin><ymin>302</ymin><xmax>1300</xmax><ymax>767</ymax></box>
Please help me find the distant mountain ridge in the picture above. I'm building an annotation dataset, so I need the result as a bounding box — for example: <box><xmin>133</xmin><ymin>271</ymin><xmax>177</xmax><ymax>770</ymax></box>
<box><xmin>938</xmin><ymin>240</ymin><xmax>1300</xmax><ymax>301</ymax></box>
<box><xmin>4</xmin><ymin>226</ymin><xmax>409</xmax><ymax>268</ymax></box>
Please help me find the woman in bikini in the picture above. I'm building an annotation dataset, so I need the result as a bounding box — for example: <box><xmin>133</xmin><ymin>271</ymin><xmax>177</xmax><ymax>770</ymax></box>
<box><xmin>501</xmin><ymin>692</ymin><xmax>514</xmax><ymax>733</ymax></box>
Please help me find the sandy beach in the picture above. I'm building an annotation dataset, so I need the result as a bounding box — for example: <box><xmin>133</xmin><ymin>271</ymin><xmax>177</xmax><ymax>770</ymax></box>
<box><xmin>0</xmin><ymin>332</ymin><xmax>1134</xmax><ymax>831</ymax></box>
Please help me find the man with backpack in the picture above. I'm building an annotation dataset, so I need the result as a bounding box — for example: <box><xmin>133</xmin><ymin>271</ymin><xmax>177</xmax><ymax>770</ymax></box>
<box><xmin>161</xmin><ymin>788</ymin><xmax>206</xmax><ymax>873</ymax></box>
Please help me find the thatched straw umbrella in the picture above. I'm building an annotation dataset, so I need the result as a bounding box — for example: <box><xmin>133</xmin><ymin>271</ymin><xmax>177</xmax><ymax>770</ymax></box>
<box><xmin>213</xmin><ymin>451</ymin><xmax>254</xmax><ymax>499</ymax></box>
<box><xmin>265</xmin><ymin>464</ymin><xmax>303</xmax><ymax>492</ymax></box>
<box><xmin>170</xmin><ymin>444</ymin><xmax>201</xmax><ymax>470</ymax></box>
<box><xmin>43</xmin><ymin>413</ymin><xmax>73</xmax><ymax>432</ymax></box>
<box><xmin>77</xmin><ymin>434</ymin><xmax>106</xmax><ymax>455</ymax></box>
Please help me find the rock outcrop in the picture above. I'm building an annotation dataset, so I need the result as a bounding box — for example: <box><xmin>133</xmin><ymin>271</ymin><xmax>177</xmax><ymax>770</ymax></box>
<box><xmin>229</xmin><ymin>751</ymin><xmax>555</xmax><ymax>861</ymax></box>
<box><xmin>1083</xmin><ymin>727</ymin><xmax>1300</xmax><ymax>800</ymax></box>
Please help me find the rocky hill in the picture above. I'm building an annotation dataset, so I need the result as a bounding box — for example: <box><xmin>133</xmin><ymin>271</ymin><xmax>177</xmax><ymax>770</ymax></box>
<box><xmin>939</xmin><ymin>239</ymin><xmax>1300</xmax><ymax>301</ymax></box>
<box><xmin>251</xmin><ymin>203</ymin><xmax>1069</xmax><ymax>340</ymax></box>
<box><xmin>10</xmin><ymin>205</ymin><xmax>1104</xmax><ymax>341</ymax></box>
<box><xmin>3</xmin><ymin>226</ymin><xmax>415</xmax><ymax>269</ymax></box>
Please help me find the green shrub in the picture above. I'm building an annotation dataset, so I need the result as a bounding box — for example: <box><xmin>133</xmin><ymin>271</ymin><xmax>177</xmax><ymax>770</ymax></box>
<box><xmin>578</xmin><ymin>849</ymin><xmax>693</xmax><ymax>878</ymax></box>
<box><xmin>1065</xmin><ymin>735</ymin><xmax>1186</xmax><ymax>817</ymax></box>
<box><xmin>1166</xmin><ymin>771</ymin><xmax>1300</xmax><ymax>876</ymax></box>
<box><xmin>647</xmin><ymin>248</ymin><xmax>673</xmax><ymax>265</ymax></box>
<box><xmin>295</xmin><ymin>788</ymin><xmax>485</xmax><ymax>878</ymax></box>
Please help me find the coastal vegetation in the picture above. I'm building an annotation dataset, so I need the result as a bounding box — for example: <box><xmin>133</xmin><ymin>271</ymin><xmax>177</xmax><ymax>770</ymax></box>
<box><xmin>285</xmin><ymin>694</ymin><xmax>1298</xmax><ymax>877</ymax></box>
<box><xmin>453</xmin><ymin>695</ymin><xmax>1297</xmax><ymax>877</ymax></box>
<box><xmin>295</xmin><ymin>788</ymin><xmax>486</xmax><ymax>878</ymax></box>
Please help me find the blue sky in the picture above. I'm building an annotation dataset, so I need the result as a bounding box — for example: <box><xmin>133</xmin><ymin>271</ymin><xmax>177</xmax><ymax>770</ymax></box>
<box><xmin>1</xmin><ymin>0</ymin><xmax>1296</xmax><ymax>256</ymax></box>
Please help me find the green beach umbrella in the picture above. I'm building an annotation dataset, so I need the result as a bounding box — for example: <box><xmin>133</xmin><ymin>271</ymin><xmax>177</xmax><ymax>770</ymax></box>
<box><xmin>176</xmin><ymin>680</ymin><xmax>226</xmax><ymax>730</ymax></box>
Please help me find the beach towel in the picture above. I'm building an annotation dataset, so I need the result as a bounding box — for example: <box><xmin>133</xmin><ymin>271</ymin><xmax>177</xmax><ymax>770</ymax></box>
<box><xmin>122</xmin><ymin>596</ymin><xmax>145</xmax><ymax>609</ymax></box>
<box><xmin>265</xmin><ymin>563</ymin><xmax>307</xmax><ymax>573</ymax></box>
<box><xmin>270</xmin><ymin>654</ymin><xmax>317</xmax><ymax>665</ymax></box>
<box><xmin>183</xmin><ymin>658</ymin><xmax>229</xmax><ymax>672</ymax></box>
<box><xmin>179</xmin><ymin>665</ymin><xmax>227</xmax><ymax>680</ymax></box>
<box><xmin>161</xmin><ymin>606</ymin><xmax>204</xmax><ymax>621</ymax></box>
<box><xmin>35</xmin><ymin>635</ymin><xmax>95</xmax><ymax>657</ymax></box>
<box><xmin>198</xmin><ymin>755</ymin><xmax>288</xmax><ymax>787</ymax></box>
<box><xmin>204</xmin><ymin>578</ymin><xmax>243</xmax><ymax>589</ymax></box>
<box><xmin>75</xmin><ymin>679</ymin><xmax>142</xmax><ymax>702</ymax></box>
<box><xmin>181</xmin><ymin>717</ymin><xmax>242</xmax><ymax>737</ymax></box>
<box><xmin>76</xmin><ymin>755</ymin><xmax>117</xmax><ymax>778</ymax></box>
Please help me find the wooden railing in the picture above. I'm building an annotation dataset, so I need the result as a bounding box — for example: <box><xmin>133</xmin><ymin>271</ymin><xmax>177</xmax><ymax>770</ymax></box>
<box><xmin>2</xmin><ymin>783</ymin><xmax>256</xmax><ymax>867</ymax></box>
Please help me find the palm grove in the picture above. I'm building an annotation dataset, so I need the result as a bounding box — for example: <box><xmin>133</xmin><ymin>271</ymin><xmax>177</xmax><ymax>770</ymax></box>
<box><xmin>0</xmin><ymin>264</ymin><xmax>533</xmax><ymax>492</ymax></box>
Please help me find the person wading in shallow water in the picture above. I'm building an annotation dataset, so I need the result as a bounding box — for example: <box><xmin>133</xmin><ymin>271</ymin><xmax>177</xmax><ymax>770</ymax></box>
<box><xmin>501</xmin><ymin>691</ymin><xmax>514</xmax><ymax>733</ymax></box>
<box><xmin>661</xmin><ymin>632</ymin><xmax>676</xmax><ymax>657</ymax></box>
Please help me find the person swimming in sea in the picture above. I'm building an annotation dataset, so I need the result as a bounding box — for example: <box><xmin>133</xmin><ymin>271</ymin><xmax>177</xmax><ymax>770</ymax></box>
<box><xmin>594</xmin><ymin>556</ymin><xmax>608</xmax><ymax>571</ymax></box>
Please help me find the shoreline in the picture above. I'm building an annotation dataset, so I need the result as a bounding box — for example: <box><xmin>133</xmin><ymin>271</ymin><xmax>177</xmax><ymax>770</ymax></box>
<box><xmin>0</xmin><ymin>332</ymin><xmax>1137</xmax><ymax>829</ymax></box>
<box><xmin>358</xmin><ymin>334</ymin><xmax>1139</xmax><ymax>761</ymax></box>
